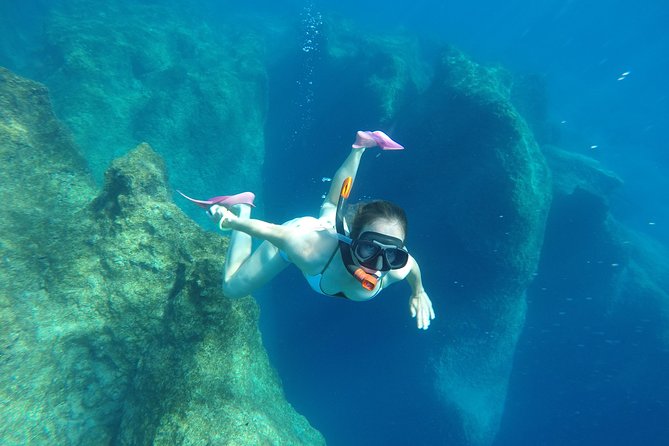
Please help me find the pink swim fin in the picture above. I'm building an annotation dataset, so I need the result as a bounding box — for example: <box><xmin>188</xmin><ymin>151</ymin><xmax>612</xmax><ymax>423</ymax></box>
<box><xmin>177</xmin><ymin>190</ymin><xmax>256</xmax><ymax>209</ymax></box>
<box><xmin>352</xmin><ymin>130</ymin><xmax>404</xmax><ymax>150</ymax></box>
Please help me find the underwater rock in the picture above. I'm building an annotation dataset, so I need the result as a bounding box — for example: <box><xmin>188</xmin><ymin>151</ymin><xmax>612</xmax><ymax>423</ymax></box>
<box><xmin>544</xmin><ymin>144</ymin><xmax>623</xmax><ymax>199</ymax></box>
<box><xmin>0</xmin><ymin>67</ymin><xmax>323</xmax><ymax>445</ymax></box>
<box><xmin>509</xmin><ymin>74</ymin><xmax>563</xmax><ymax>146</ymax></box>
<box><xmin>541</xmin><ymin>141</ymin><xmax>668</xmax><ymax>370</ymax></box>
<box><xmin>322</xmin><ymin>17</ymin><xmax>432</xmax><ymax>124</ymax></box>
<box><xmin>398</xmin><ymin>46</ymin><xmax>552</xmax><ymax>446</ymax></box>
<box><xmin>539</xmin><ymin>190</ymin><xmax>669</xmax><ymax>348</ymax></box>
<box><xmin>613</xmin><ymin>226</ymin><xmax>669</xmax><ymax>346</ymax></box>
<box><xmin>500</xmin><ymin>145</ymin><xmax>669</xmax><ymax>441</ymax></box>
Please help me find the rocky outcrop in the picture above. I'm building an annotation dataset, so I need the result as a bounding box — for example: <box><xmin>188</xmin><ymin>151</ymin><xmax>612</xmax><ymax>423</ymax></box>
<box><xmin>322</xmin><ymin>17</ymin><xmax>432</xmax><ymax>124</ymax></box>
<box><xmin>0</xmin><ymin>67</ymin><xmax>323</xmax><ymax>445</ymax></box>
<box><xmin>399</xmin><ymin>47</ymin><xmax>552</xmax><ymax>445</ymax></box>
<box><xmin>494</xmin><ymin>142</ymin><xmax>669</xmax><ymax>444</ymax></box>
<box><xmin>542</xmin><ymin>143</ymin><xmax>668</xmax><ymax>361</ymax></box>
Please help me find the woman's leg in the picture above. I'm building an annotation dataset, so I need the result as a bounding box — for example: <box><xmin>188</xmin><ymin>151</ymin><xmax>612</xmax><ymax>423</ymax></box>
<box><xmin>222</xmin><ymin>240</ymin><xmax>289</xmax><ymax>298</ymax></box>
<box><xmin>221</xmin><ymin>204</ymin><xmax>290</xmax><ymax>298</ymax></box>
<box><xmin>223</xmin><ymin>204</ymin><xmax>253</xmax><ymax>282</ymax></box>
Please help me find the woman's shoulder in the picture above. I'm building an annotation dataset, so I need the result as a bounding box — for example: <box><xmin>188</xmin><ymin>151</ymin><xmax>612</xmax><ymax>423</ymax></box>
<box><xmin>280</xmin><ymin>216</ymin><xmax>338</xmax><ymax>271</ymax></box>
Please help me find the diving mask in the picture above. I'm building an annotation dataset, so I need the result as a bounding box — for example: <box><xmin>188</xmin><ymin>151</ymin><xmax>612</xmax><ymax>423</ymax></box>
<box><xmin>351</xmin><ymin>231</ymin><xmax>409</xmax><ymax>272</ymax></box>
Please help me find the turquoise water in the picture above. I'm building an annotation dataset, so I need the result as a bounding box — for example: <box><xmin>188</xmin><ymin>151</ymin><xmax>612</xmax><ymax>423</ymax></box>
<box><xmin>2</xmin><ymin>1</ymin><xmax>667</xmax><ymax>445</ymax></box>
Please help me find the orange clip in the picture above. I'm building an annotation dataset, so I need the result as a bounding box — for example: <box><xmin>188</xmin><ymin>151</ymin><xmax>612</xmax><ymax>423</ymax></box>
<box><xmin>340</xmin><ymin>177</ymin><xmax>353</xmax><ymax>199</ymax></box>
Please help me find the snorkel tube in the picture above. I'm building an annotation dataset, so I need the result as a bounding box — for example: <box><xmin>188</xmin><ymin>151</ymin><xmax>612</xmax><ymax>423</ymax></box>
<box><xmin>336</xmin><ymin>177</ymin><xmax>379</xmax><ymax>291</ymax></box>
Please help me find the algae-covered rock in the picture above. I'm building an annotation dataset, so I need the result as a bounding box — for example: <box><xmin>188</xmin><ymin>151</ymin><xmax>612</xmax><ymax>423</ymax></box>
<box><xmin>539</xmin><ymin>140</ymin><xmax>668</xmax><ymax>355</ymax></box>
<box><xmin>499</xmin><ymin>142</ymin><xmax>669</xmax><ymax>441</ymax></box>
<box><xmin>322</xmin><ymin>17</ymin><xmax>431</xmax><ymax>124</ymax></box>
<box><xmin>399</xmin><ymin>46</ymin><xmax>552</xmax><ymax>446</ymax></box>
<box><xmin>543</xmin><ymin>144</ymin><xmax>623</xmax><ymax>199</ymax></box>
<box><xmin>0</xmin><ymin>67</ymin><xmax>323</xmax><ymax>445</ymax></box>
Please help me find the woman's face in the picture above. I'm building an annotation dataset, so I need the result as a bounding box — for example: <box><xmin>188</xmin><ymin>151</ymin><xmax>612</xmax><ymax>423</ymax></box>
<box><xmin>355</xmin><ymin>218</ymin><xmax>406</xmax><ymax>272</ymax></box>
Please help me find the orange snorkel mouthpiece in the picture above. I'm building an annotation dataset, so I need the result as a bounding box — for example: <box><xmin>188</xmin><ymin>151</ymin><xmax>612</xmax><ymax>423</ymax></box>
<box><xmin>353</xmin><ymin>269</ymin><xmax>378</xmax><ymax>291</ymax></box>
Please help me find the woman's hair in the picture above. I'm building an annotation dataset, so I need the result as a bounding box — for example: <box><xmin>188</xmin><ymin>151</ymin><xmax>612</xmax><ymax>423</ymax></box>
<box><xmin>347</xmin><ymin>200</ymin><xmax>408</xmax><ymax>240</ymax></box>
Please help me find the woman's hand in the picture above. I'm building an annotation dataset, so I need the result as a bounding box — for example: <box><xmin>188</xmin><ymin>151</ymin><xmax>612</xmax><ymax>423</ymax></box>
<box><xmin>409</xmin><ymin>289</ymin><xmax>435</xmax><ymax>330</ymax></box>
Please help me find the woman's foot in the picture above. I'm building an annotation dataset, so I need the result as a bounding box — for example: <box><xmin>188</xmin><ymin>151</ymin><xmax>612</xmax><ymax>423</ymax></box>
<box><xmin>178</xmin><ymin>190</ymin><xmax>255</xmax><ymax>232</ymax></box>
<box><xmin>209</xmin><ymin>201</ymin><xmax>253</xmax><ymax>231</ymax></box>
<box><xmin>352</xmin><ymin>130</ymin><xmax>404</xmax><ymax>150</ymax></box>
<box><xmin>208</xmin><ymin>205</ymin><xmax>236</xmax><ymax>231</ymax></box>
<box><xmin>177</xmin><ymin>190</ymin><xmax>256</xmax><ymax>209</ymax></box>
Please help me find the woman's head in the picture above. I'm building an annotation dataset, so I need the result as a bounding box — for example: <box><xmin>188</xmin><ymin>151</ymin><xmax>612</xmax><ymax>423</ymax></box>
<box><xmin>348</xmin><ymin>200</ymin><xmax>408</xmax><ymax>242</ymax></box>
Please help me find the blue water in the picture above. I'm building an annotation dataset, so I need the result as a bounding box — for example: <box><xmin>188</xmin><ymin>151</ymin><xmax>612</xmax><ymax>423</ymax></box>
<box><xmin>260</xmin><ymin>2</ymin><xmax>669</xmax><ymax>445</ymax></box>
<box><xmin>3</xmin><ymin>0</ymin><xmax>668</xmax><ymax>445</ymax></box>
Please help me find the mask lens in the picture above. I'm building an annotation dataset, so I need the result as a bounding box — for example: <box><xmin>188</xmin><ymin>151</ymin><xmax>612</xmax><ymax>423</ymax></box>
<box><xmin>385</xmin><ymin>248</ymin><xmax>398</xmax><ymax>264</ymax></box>
<box><xmin>385</xmin><ymin>248</ymin><xmax>409</xmax><ymax>269</ymax></box>
<box><xmin>355</xmin><ymin>240</ymin><xmax>380</xmax><ymax>260</ymax></box>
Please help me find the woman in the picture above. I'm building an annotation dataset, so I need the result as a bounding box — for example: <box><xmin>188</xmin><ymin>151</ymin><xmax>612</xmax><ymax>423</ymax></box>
<box><xmin>182</xmin><ymin>130</ymin><xmax>435</xmax><ymax>330</ymax></box>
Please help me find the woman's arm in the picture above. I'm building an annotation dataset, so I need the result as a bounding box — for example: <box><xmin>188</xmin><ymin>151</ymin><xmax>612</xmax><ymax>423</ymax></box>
<box><xmin>322</xmin><ymin>147</ymin><xmax>365</xmax><ymax>209</ymax></box>
<box><xmin>383</xmin><ymin>256</ymin><xmax>435</xmax><ymax>329</ymax></box>
<box><xmin>405</xmin><ymin>257</ymin><xmax>436</xmax><ymax>330</ymax></box>
<box><xmin>405</xmin><ymin>256</ymin><xmax>425</xmax><ymax>294</ymax></box>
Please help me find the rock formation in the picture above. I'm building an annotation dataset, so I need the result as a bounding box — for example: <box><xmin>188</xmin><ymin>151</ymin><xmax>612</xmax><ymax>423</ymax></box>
<box><xmin>495</xmin><ymin>143</ymin><xmax>669</xmax><ymax>444</ymax></box>
<box><xmin>0</xmin><ymin>67</ymin><xmax>323</xmax><ymax>445</ymax></box>
<box><xmin>400</xmin><ymin>47</ymin><xmax>553</xmax><ymax>445</ymax></box>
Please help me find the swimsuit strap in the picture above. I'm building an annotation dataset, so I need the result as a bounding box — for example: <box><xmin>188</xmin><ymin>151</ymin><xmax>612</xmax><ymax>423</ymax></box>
<box><xmin>314</xmin><ymin>242</ymin><xmax>347</xmax><ymax>298</ymax></box>
<box><xmin>319</xmin><ymin>244</ymin><xmax>340</xmax><ymax>275</ymax></box>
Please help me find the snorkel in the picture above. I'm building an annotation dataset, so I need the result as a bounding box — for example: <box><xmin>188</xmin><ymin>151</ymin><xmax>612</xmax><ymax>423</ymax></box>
<box><xmin>336</xmin><ymin>177</ymin><xmax>379</xmax><ymax>291</ymax></box>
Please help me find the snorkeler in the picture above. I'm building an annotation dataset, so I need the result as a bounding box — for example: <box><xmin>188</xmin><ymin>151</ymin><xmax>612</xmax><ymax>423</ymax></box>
<box><xmin>180</xmin><ymin>130</ymin><xmax>435</xmax><ymax>330</ymax></box>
